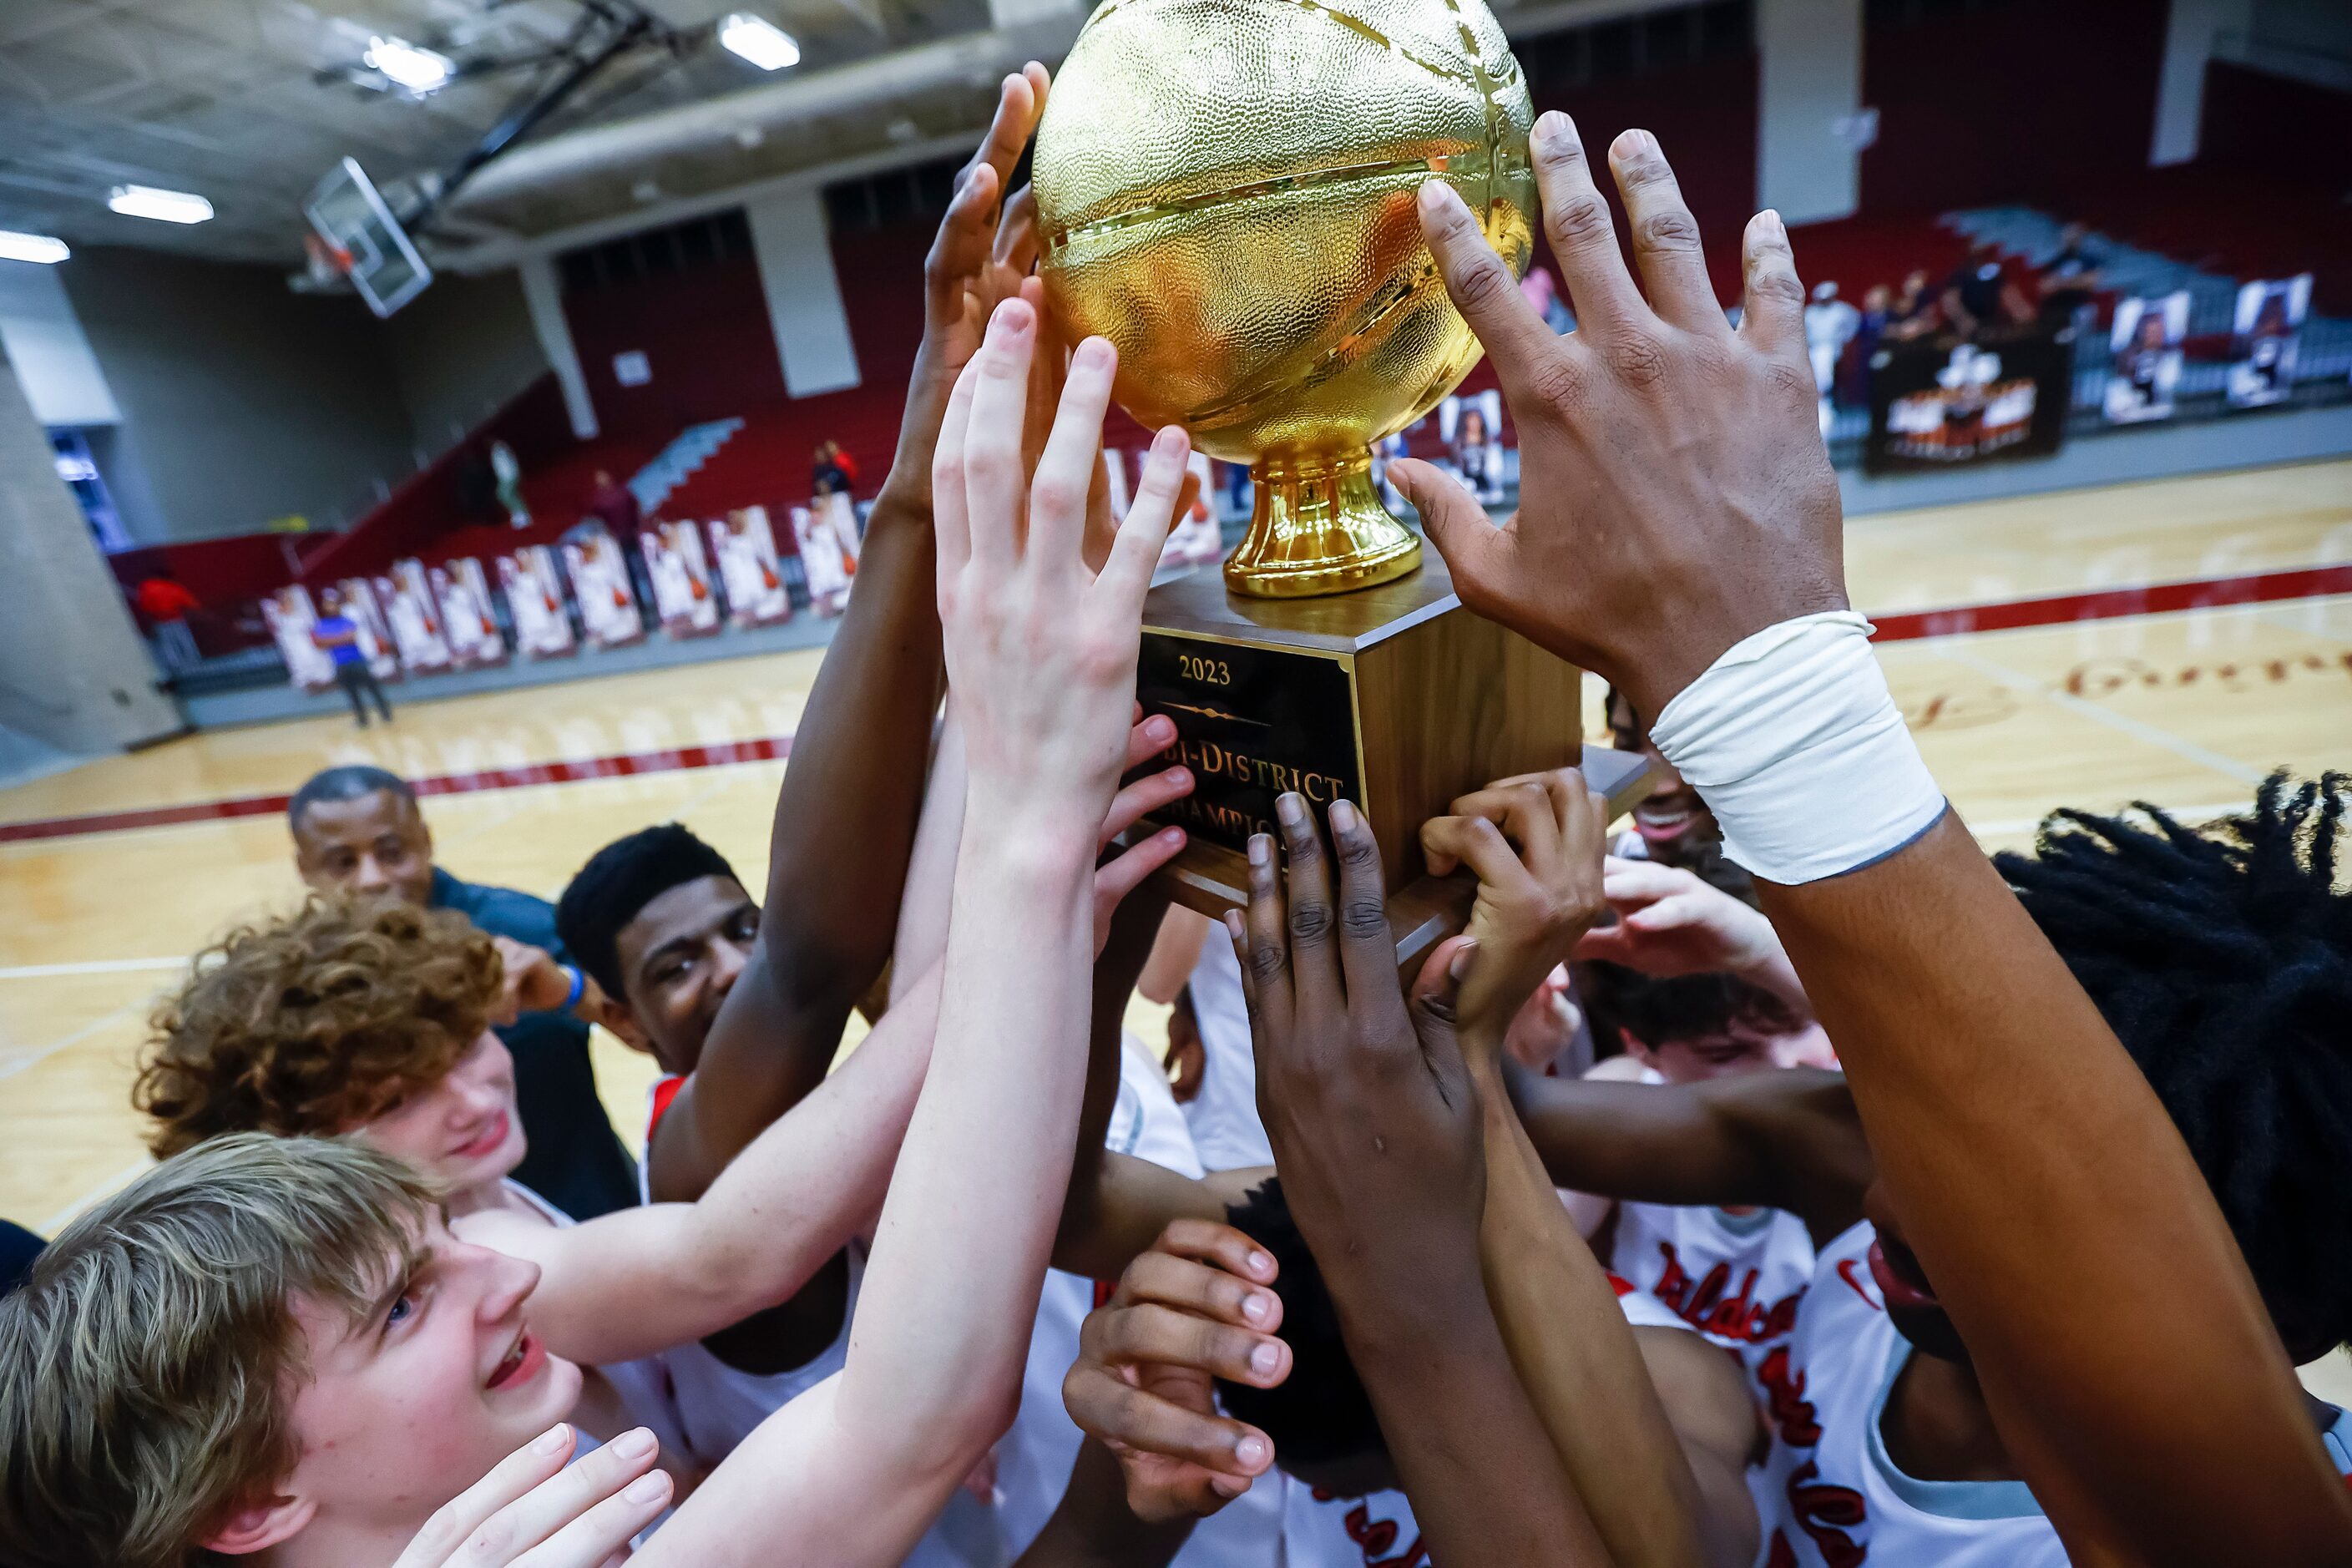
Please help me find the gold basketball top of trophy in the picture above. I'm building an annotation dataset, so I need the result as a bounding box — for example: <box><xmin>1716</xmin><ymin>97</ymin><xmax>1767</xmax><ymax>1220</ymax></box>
<box><xmin>1033</xmin><ymin>0</ymin><xmax>1535</xmax><ymax>597</ymax></box>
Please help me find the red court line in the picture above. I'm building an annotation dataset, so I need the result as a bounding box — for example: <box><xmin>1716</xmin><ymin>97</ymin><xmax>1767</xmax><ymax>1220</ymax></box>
<box><xmin>6</xmin><ymin>561</ymin><xmax>2350</xmax><ymax>845</ymax></box>
<box><xmin>1869</xmin><ymin>563</ymin><xmax>2352</xmax><ymax>642</ymax></box>
<box><xmin>0</xmin><ymin>735</ymin><xmax>795</xmax><ymax>845</ymax></box>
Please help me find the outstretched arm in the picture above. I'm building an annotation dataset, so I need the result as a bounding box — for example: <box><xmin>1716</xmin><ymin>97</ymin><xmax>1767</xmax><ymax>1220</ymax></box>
<box><xmin>1236</xmin><ymin>795</ymin><xmax>1606</xmax><ymax>1565</ymax></box>
<box><xmin>640</xmin><ymin>297</ymin><xmax>1195</xmax><ymax>1565</ymax></box>
<box><xmin>1424</xmin><ymin>770</ymin><xmax>1715</xmax><ymax>1568</ymax></box>
<box><xmin>647</xmin><ymin>68</ymin><xmax>1047</xmax><ymax>1204</ymax></box>
<box><xmin>1395</xmin><ymin>111</ymin><xmax>2352</xmax><ymax>1561</ymax></box>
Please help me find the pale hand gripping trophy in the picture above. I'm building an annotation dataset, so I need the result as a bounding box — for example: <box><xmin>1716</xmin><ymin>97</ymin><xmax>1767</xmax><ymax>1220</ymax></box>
<box><xmin>1033</xmin><ymin>0</ymin><xmax>1648</xmax><ymax>953</ymax></box>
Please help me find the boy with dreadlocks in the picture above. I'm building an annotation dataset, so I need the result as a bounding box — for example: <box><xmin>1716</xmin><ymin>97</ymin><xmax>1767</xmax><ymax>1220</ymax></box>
<box><xmin>1066</xmin><ymin>774</ymin><xmax>2352</xmax><ymax>1566</ymax></box>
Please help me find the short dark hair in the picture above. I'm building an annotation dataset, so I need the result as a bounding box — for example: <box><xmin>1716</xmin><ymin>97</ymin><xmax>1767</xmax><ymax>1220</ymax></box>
<box><xmin>287</xmin><ymin>766</ymin><xmax>413</xmax><ymax>830</ymax></box>
<box><xmin>1579</xmin><ymin>962</ymin><xmax>1803</xmax><ymax>1056</ymax></box>
<box><xmin>555</xmin><ymin>824</ymin><xmax>741</xmax><ymax>1003</ymax></box>
<box><xmin>1997</xmin><ymin>771</ymin><xmax>2352</xmax><ymax>1358</ymax></box>
<box><xmin>1214</xmin><ymin>1178</ymin><xmax>1386</xmax><ymax>1471</ymax></box>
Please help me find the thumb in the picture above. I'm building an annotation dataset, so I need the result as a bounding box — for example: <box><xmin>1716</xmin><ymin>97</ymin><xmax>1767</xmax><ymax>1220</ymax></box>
<box><xmin>1409</xmin><ymin>934</ymin><xmax>1474</xmax><ymax>1075</ymax></box>
<box><xmin>1390</xmin><ymin>459</ymin><xmax>1506</xmax><ymax>594</ymax></box>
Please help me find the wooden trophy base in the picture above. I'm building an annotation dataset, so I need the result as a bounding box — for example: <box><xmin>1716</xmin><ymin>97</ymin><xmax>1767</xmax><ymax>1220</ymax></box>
<box><xmin>1124</xmin><ymin>549</ymin><xmax>1651</xmax><ymax>976</ymax></box>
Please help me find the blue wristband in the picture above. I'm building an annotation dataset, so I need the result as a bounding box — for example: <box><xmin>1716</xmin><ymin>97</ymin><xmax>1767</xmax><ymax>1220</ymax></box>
<box><xmin>560</xmin><ymin>964</ymin><xmax>586</xmax><ymax>1011</ymax></box>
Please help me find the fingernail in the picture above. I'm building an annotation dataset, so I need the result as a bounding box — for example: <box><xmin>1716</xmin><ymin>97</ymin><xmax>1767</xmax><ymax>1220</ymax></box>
<box><xmin>1248</xmin><ymin>835</ymin><xmax>1271</xmax><ymax>867</ymax></box>
<box><xmin>1329</xmin><ymin>799</ymin><xmax>1358</xmax><ymax>833</ymax></box>
<box><xmin>1416</xmin><ymin>180</ymin><xmax>1463</xmax><ymax>219</ymax></box>
<box><xmin>1074</xmin><ymin>336</ymin><xmax>1112</xmax><ymax>372</ymax></box>
<box><xmin>1250</xmin><ymin>1342</ymin><xmax>1282</xmax><ymax>1376</ymax></box>
<box><xmin>989</xmin><ymin>299</ymin><xmax>1032</xmax><ymax>338</ymax></box>
<box><xmin>1152</xmin><ymin>425</ymin><xmax>1186</xmax><ymax>457</ymax></box>
<box><xmin>1534</xmin><ymin>110</ymin><xmax>1569</xmax><ymax>145</ymax></box>
<box><xmin>1449</xmin><ymin>939</ymin><xmax>1478</xmax><ymax>981</ymax></box>
<box><xmin>533</xmin><ymin>1424</ymin><xmax>570</xmax><ymax>1454</ymax></box>
<box><xmin>1211</xmin><ymin>1474</ymin><xmax>1249</xmax><ymax>1499</ymax></box>
<box><xmin>1616</xmin><ymin>128</ymin><xmax>1656</xmax><ymax>156</ymax></box>
<box><xmin>1225</xmin><ymin>912</ymin><xmax>1247</xmax><ymax>939</ymax></box>
<box><xmin>1236</xmin><ymin>1435</ymin><xmax>1270</xmax><ymax>1469</ymax></box>
<box><xmin>1243</xmin><ymin>1292</ymin><xmax>1270</xmax><ymax>1323</ymax></box>
<box><xmin>1166</xmin><ymin>766</ymin><xmax>1190</xmax><ymax>785</ymax></box>
<box><xmin>1276</xmin><ymin>793</ymin><xmax>1304</xmax><ymax>827</ymax></box>
<box><xmin>615</xmin><ymin>1428</ymin><xmax>657</xmax><ymax>1459</ymax></box>
<box><xmin>625</xmin><ymin>1472</ymin><xmax>670</xmax><ymax>1504</ymax></box>
<box><xmin>1761</xmin><ymin>208</ymin><xmax>1786</xmax><ymax>240</ymax></box>
<box><xmin>1249</xmin><ymin>1249</ymin><xmax>1273</xmax><ymax>1276</ymax></box>
<box><xmin>1146</xmin><ymin>716</ymin><xmax>1174</xmax><ymax>741</ymax></box>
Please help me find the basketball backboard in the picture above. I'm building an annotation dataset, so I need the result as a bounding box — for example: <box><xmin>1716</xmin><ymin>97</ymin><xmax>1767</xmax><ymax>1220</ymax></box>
<box><xmin>302</xmin><ymin>157</ymin><xmax>432</xmax><ymax>318</ymax></box>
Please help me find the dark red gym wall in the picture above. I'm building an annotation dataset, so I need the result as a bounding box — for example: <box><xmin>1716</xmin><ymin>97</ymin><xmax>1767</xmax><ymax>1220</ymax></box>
<box><xmin>564</xmin><ymin>254</ymin><xmax>790</xmax><ymax>444</ymax></box>
<box><xmin>1859</xmin><ymin>0</ymin><xmax>2167</xmax><ymax>219</ymax></box>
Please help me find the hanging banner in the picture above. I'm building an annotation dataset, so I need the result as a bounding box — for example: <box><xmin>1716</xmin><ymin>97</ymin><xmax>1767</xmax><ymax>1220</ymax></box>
<box><xmin>262</xmin><ymin>584</ymin><xmax>336</xmax><ymax>691</ymax></box>
<box><xmin>384</xmin><ymin>560</ymin><xmax>454</xmax><ymax>675</ymax></box>
<box><xmin>563</xmin><ymin>527</ymin><xmax>645</xmax><ymax>650</ymax></box>
<box><xmin>645</xmin><ymin>520</ymin><xmax>721</xmax><ymax>639</ymax></box>
<box><xmin>2226</xmin><ymin>275</ymin><xmax>2311</xmax><ymax>409</ymax></box>
<box><xmin>434</xmin><ymin>559</ymin><xmax>506</xmax><ymax>670</ymax></box>
<box><xmin>498</xmin><ymin>547</ymin><xmax>574</xmax><ymax>660</ymax></box>
<box><xmin>710</xmin><ymin>508</ymin><xmax>792</xmax><ymax>627</ymax></box>
<box><xmin>1864</xmin><ymin>328</ymin><xmax>2071</xmax><ymax>473</ymax></box>
<box><xmin>2102</xmin><ymin>291</ymin><xmax>2191</xmax><ymax>424</ymax></box>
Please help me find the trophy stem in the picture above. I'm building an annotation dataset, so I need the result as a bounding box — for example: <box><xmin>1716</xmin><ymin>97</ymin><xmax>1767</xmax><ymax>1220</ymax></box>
<box><xmin>1223</xmin><ymin>448</ymin><xmax>1422</xmax><ymax>599</ymax></box>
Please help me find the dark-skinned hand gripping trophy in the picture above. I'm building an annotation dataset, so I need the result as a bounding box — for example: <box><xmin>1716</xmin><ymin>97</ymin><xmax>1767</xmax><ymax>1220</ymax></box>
<box><xmin>1389</xmin><ymin>113</ymin><xmax>2352</xmax><ymax>1562</ymax></box>
<box><xmin>1225</xmin><ymin>794</ymin><xmax>1608</xmax><ymax>1565</ymax></box>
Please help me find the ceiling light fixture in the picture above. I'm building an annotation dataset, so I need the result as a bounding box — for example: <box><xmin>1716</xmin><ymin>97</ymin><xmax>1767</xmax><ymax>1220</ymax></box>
<box><xmin>364</xmin><ymin>35</ymin><xmax>453</xmax><ymax>94</ymax></box>
<box><xmin>107</xmin><ymin>185</ymin><xmax>215</xmax><ymax>225</ymax></box>
<box><xmin>0</xmin><ymin>230</ymin><xmax>70</xmax><ymax>264</ymax></box>
<box><xmin>718</xmin><ymin>13</ymin><xmax>799</xmax><ymax>71</ymax></box>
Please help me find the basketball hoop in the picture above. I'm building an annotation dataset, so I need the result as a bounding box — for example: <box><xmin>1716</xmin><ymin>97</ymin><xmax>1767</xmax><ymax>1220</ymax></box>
<box><xmin>304</xmin><ymin>231</ymin><xmax>355</xmax><ymax>289</ymax></box>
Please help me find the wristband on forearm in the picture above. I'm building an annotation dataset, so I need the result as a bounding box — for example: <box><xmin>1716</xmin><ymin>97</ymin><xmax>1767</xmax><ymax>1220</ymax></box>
<box><xmin>560</xmin><ymin>963</ymin><xmax>586</xmax><ymax>1012</ymax></box>
<box><xmin>1649</xmin><ymin>611</ymin><xmax>1946</xmax><ymax>886</ymax></box>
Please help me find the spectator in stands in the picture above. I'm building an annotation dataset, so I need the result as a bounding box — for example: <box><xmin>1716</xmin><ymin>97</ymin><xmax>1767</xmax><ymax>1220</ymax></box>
<box><xmin>310</xmin><ymin>588</ymin><xmax>392</xmax><ymax>728</ymax></box>
<box><xmin>2037</xmin><ymin>221</ymin><xmax>2104</xmax><ymax>326</ymax></box>
<box><xmin>585</xmin><ymin>468</ymin><xmax>657</xmax><ymax>628</ymax></box>
<box><xmin>1941</xmin><ymin>240</ymin><xmax>2032</xmax><ymax>341</ymax></box>
<box><xmin>1520</xmin><ymin>262</ymin><xmax>1575</xmax><ymax>334</ymax></box>
<box><xmin>1803</xmin><ymin>282</ymin><xmax>1861</xmax><ymax>423</ymax></box>
<box><xmin>1888</xmin><ymin>267</ymin><xmax>1942</xmax><ymax>341</ymax></box>
<box><xmin>1452</xmin><ymin>405</ymin><xmax>1503</xmax><ymax>500</ymax></box>
<box><xmin>490</xmin><ymin>439</ymin><xmax>530</xmax><ymax>529</ymax></box>
<box><xmin>132</xmin><ymin>567</ymin><xmax>202</xmax><ymax>673</ymax></box>
<box><xmin>1841</xmin><ymin>282</ymin><xmax>1895</xmax><ymax>406</ymax></box>
<box><xmin>811</xmin><ymin>439</ymin><xmax>858</xmax><ymax>500</ymax></box>
<box><xmin>286</xmin><ymin>763</ymin><xmax>641</xmax><ymax>1222</ymax></box>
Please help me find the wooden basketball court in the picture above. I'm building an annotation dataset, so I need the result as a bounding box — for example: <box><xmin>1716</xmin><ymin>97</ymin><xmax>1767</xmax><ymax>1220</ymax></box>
<box><xmin>6</xmin><ymin>457</ymin><xmax>2349</xmax><ymax>1397</ymax></box>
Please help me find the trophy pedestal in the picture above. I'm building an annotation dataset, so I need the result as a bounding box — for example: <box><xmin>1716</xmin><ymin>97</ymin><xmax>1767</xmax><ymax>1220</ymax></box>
<box><xmin>1127</xmin><ymin>550</ymin><xmax>1650</xmax><ymax>976</ymax></box>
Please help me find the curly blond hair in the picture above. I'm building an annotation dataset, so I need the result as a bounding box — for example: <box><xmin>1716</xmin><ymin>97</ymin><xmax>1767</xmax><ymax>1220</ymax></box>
<box><xmin>136</xmin><ymin>895</ymin><xmax>502</xmax><ymax>1157</ymax></box>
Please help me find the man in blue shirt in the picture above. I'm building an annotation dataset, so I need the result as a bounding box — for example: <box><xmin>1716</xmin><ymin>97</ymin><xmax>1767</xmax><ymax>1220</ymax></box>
<box><xmin>287</xmin><ymin>764</ymin><xmax>639</xmax><ymax>1218</ymax></box>
<box><xmin>310</xmin><ymin>588</ymin><xmax>394</xmax><ymax>727</ymax></box>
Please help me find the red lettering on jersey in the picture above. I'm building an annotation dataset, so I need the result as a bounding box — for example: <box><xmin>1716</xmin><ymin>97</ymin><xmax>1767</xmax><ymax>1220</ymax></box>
<box><xmin>1788</xmin><ymin>1459</ymin><xmax>1869</xmax><ymax>1568</ymax></box>
<box><xmin>1758</xmin><ymin>1346</ymin><xmax>1823</xmax><ymax>1447</ymax></box>
<box><xmin>1343</xmin><ymin>1503</ymin><xmax>1427</xmax><ymax>1567</ymax></box>
<box><xmin>1764</xmin><ymin>1530</ymin><xmax>1799</xmax><ymax>1568</ymax></box>
<box><xmin>1645</xmin><ymin>1242</ymin><xmax>1805</xmax><ymax>1344</ymax></box>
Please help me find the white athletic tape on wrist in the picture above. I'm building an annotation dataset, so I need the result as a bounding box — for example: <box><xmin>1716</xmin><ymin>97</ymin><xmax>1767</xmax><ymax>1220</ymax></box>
<box><xmin>1647</xmin><ymin>610</ymin><xmax>1945</xmax><ymax>885</ymax></box>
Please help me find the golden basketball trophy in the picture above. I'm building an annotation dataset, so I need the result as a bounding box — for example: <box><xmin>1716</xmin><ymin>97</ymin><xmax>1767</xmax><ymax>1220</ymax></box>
<box><xmin>1034</xmin><ymin>0</ymin><xmax>1646</xmax><ymax>965</ymax></box>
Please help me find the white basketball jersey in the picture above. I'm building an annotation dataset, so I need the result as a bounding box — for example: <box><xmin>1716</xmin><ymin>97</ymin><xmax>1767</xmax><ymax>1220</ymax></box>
<box><xmin>1181</xmin><ymin>929</ymin><xmax>1276</xmax><ymax>1172</ymax></box>
<box><xmin>635</xmin><ymin>1085</ymin><xmax>859</xmax><ymax>1469</ymax></box>
<box><xmin>1608</xmin><ymin>1197</ymin><xmax>1814</xmax><ymax>1386</ymax></box>
<box><xmin>912</xmin><ymin>1034</ymin><xmax>1288</xmax><ymax>1568</ymax></box>
<box><xmin>1748</xmin><ymin>1222</ymin><xmax>2069</xmax><ymax>1567</ymax></box>
<box><xmin>1280</xmin><ymin>1483</ymin><xmax>1426</xmax><ymax>1567</ymax></box>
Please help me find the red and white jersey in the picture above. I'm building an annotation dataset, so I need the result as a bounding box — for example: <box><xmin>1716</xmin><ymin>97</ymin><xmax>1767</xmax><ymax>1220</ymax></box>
<box><xmin>1281</xmin><ymin>1483</ymin><xmax>1425</xmax><ymax>1568</ymax></box>
<box><xmin>1748</xmin><ymin>1222</ymin><xmax>2071</xmax><ymax>1568</ymax></box>
<box><xmin>1608</xmin><ymin>1196</ymin><xmax>1814</xmax><ymax>1389</ymax></box>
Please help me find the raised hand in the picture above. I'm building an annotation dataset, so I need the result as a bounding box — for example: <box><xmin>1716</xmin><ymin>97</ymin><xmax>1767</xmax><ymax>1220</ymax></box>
<box><xmin>1228</xmin><ymin>794</ymin><xmax>1606</xmax><ymax>1565</ymax></box>
<box><xmin>1091</xmin><ymin>711</ymin><xmax>1191</xmax><ymax>953</ymax></box>
<box><xmin>1418</xmin><ymin>766</ymin><xmax>1610</xmax><ymax>1052</ymax></box>
<box><xmin>394</xmin><ymin>1424</ymin><xmax>670</xmax><ymax>1568</ymax></box>
<box><xmin>1571</xmin><ymin>856</ymin><xmax>1799</xmax><ymax>999</ymax></box>
<box><xmin>1391</xmin><ymin>116</ymin><xmax>1844</xmax><ymax>723</ymax></box>
<box><xmin>1060</xmin><ymin>1221</ymin><xmax>1290</xmax><ymax>1522</ymax></box>
<box><xmin>881</xmin><ymin>63</ymin><xmax>1053</xmax><ymax>508</ymax></box>
<box><xmin>933</xmin><ymin>296</ymin><xmax>1189</xmax><ymax>827</ymax></box>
